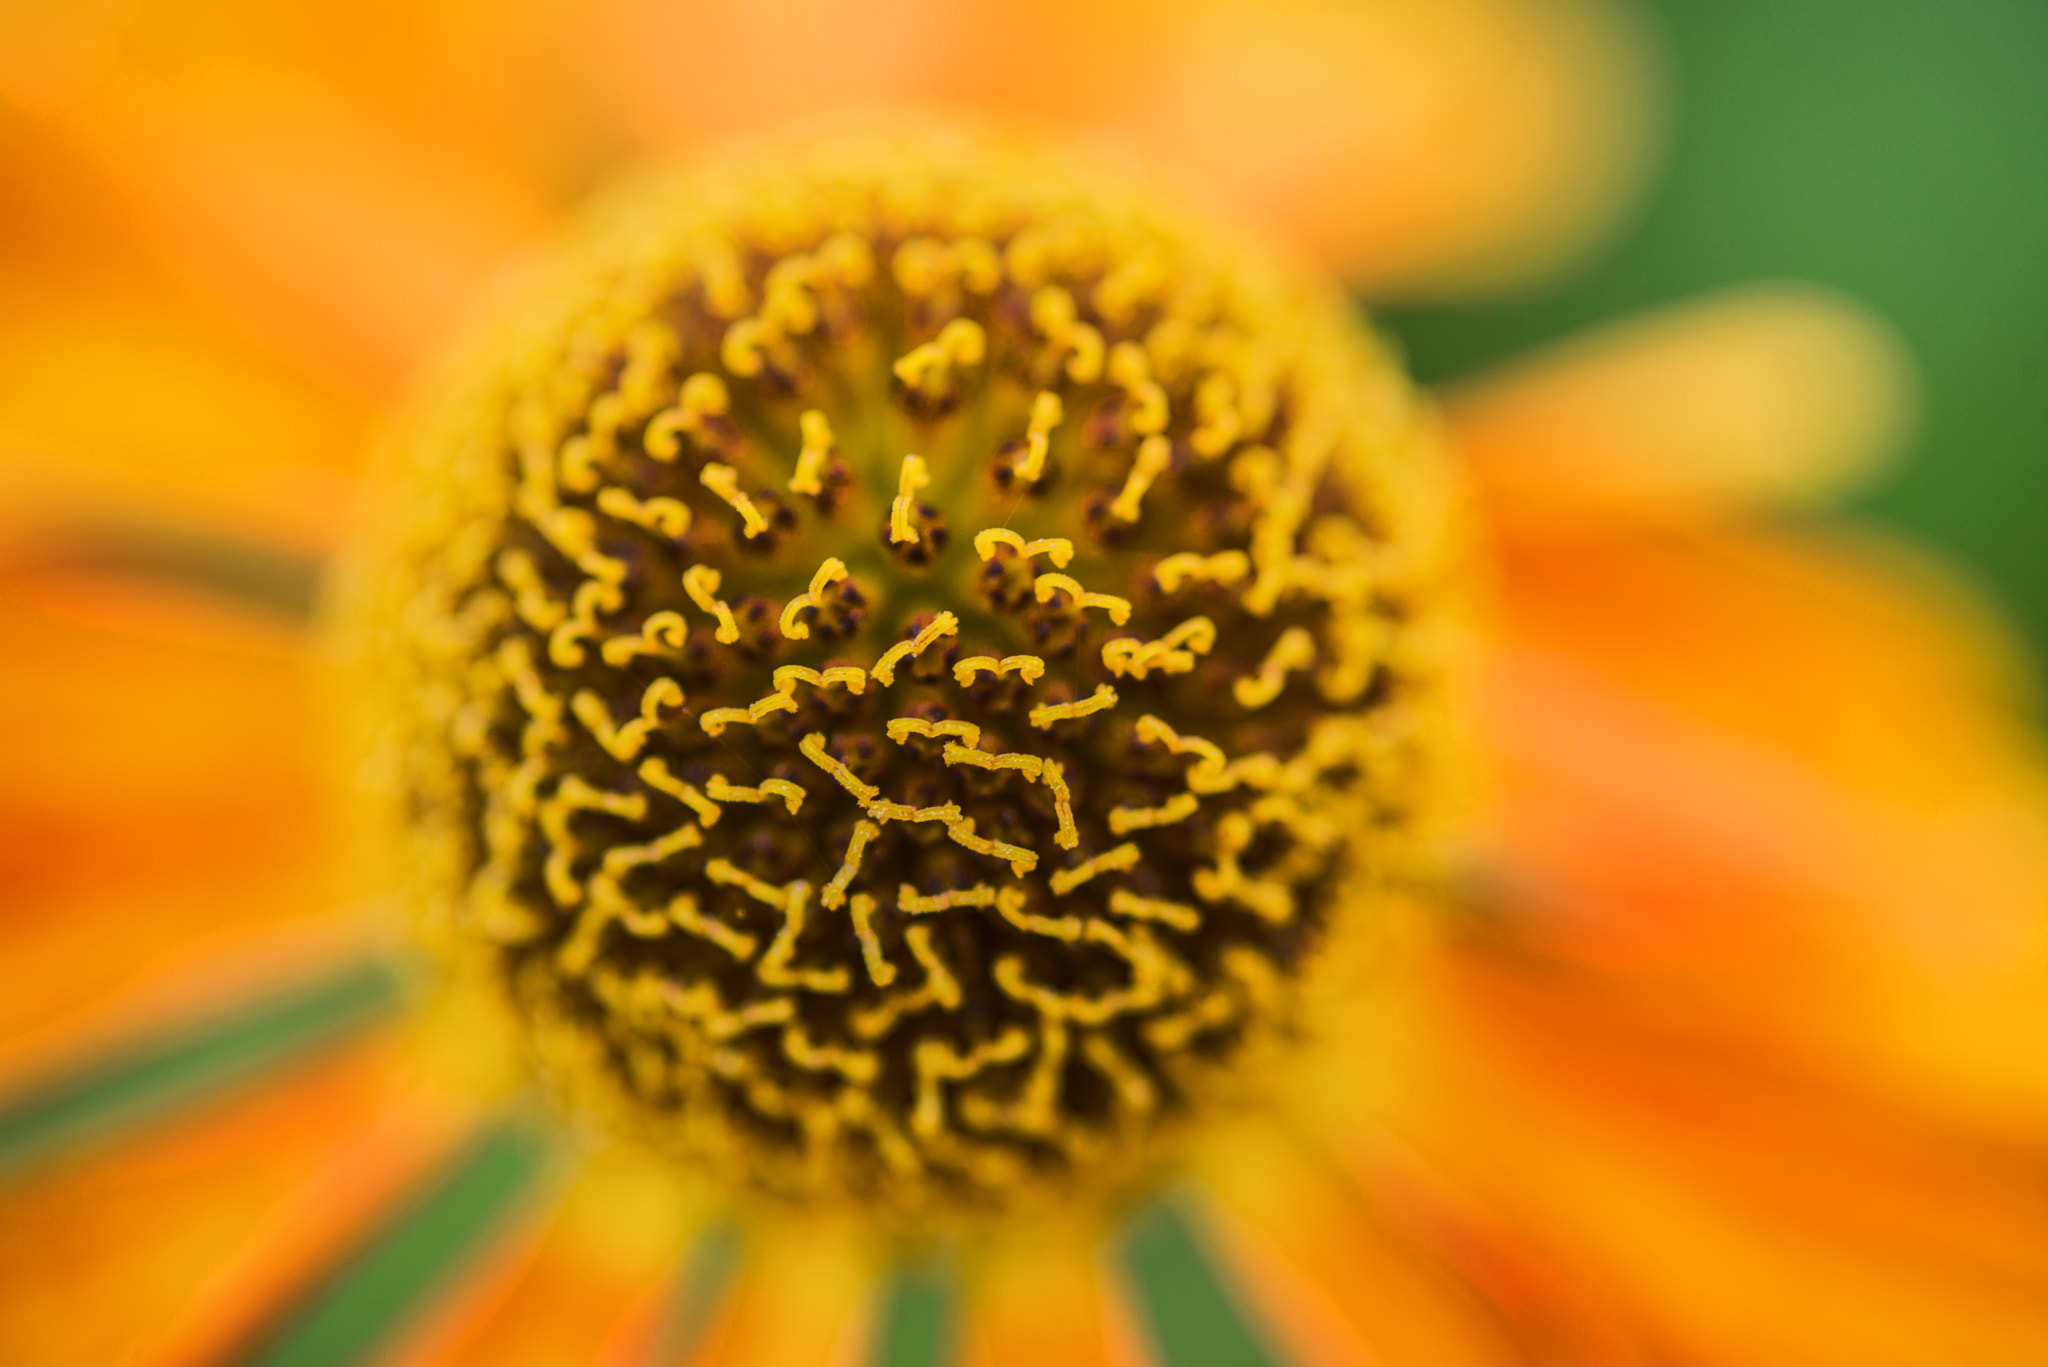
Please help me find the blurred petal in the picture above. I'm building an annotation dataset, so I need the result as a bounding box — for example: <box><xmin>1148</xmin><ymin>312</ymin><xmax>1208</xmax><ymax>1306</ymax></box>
<box><xmin>963</xmin><ymin>1218</ymin><xmax>1132</xmax><ymax>1367</ymax></box>
<box><xmin>138</xmin><ymin>1048</ymin><xmax>477</xmax><ymax>1367</ymax></box>
<box><xmin>0</xmin><ymin>569</ymin><xmax>350</xmax><ymax>1045</ymax></box>
<box><xmin>0</xmin><ymin>265</ymin><xmax>365</xmax><ymax>554</ymax></box>
<box><xmin>0</xmin><ymin>0</ymin><xmax>574</xmax><ymax>395</ymax></box>
<box><xmin>0</xmin><ymin>1033</ymin><xmax>421</xmax><ymax>1367</ymax></box>
<box><xmin>415</xmin><ymin>1149</ymin><xmax>705</xmax><ymax>1367</ymax></box>
<box><xmin>691</xmin><ymin>1213</ymin><xmax>875</xmax><ymax>1367</ymax></box>
<box><xmin>1197</xmin><ymin>1125</ymin><xmax>1525</xmax><ymax>1367</ymax></box>
<box><xmin>1484</xmin><ymin>521</ymin><xmax>2048</xmax><ymax>1134</ymax></box>
<box><xmin>1454</xmin><ymin>287</ymin><xmax>1915</xmax><ymax>519</ymax></box>
<box><xmin>1402</xmin><ymin>951</ymin><xmax>2048</xmax><ymax>1364</ymax></box>
<box><xmin>584</xmin><ymin>0</ymin><xmax>1658</xmax><ymax>290</ymax></box>
<box><xmin>223</xmin><ymin>1122</ymin><xmax>552</xmax><ymax>1367</ymax></box>
<box><xmin>959</xmin><ymin>0</ymin><xmax>1658</xmax><ymax>292</ymax></box>
<box><xmin>0</xmin><ymin>955</ymin><xmax>397</xmax><ymax>1176</ymax></box>
<box><xmin>578</xmin><ymin>0</ymin><xmax>972</xmax><ymax>145</ymax></box>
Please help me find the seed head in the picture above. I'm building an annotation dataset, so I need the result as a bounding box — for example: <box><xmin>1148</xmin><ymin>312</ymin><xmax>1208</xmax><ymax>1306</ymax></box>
<box><xmin>344</xmin><ymin>126</ymin><xmax>1463</xmax><ymax>1217</ymax></box>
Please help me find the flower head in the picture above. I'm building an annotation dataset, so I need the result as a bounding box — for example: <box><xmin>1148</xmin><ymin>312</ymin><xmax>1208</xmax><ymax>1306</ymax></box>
<box><xmin>348</xmin><ymin>128</ymin><xmax>1460</xmax><ymax>1216</ymax></box>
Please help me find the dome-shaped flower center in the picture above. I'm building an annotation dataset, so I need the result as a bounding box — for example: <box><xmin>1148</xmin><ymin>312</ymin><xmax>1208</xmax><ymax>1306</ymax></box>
<box><xmin>348</xmin><ymin>128</ymin><xmax>1460</xmax><ymax>1215</ymax></box>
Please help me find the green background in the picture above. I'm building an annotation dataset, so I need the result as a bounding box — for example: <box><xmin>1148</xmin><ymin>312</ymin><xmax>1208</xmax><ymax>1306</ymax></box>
<box><xmin>1385</xmin><ymin>0</ymin><xmax>2048</xmax><ymax>675</ymax></box>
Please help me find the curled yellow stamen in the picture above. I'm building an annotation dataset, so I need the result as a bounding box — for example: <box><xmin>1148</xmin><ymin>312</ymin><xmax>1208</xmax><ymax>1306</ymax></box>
<box><xmin>1041</xmin><ymin>760</ymin><xmax>1079</xmax><ymax>851</ymax></box>
<box><xmin>872</xmin><ymin>612</ymin><xmax>959</xmax><ymax>687</ymax></box>
<box><xmin>1234</xmin><ymin>627</ymin><xmax>1318</xmax><ymax>710</ymax></box>
<box><xmin>995</xmin><ymin>886</ymin><xmax>1083</xmax><ymax>942</ymax></box>
<box><xmin>890</xmin><ymin>454</ymin><xmax>932</xmax><ymax>545</ymax></box>
<box><xmin>756</xmin><ymin>881</ymin><xmax>851</xmax><ymax>994</ymax></box>
<box><xmin>863</xmin><ymin>798</ymin><xmax>963</xmax><ymax>825</ymax></box>
<box><xmin>1108</xmin><ymin>792</ymin><xmax>1199</xmax><ymax>835</ymax></box>
<box><xmin>899</xmin><ymin>883</ymin><xmax>998</xmax><ymax>914</ymax></box>
<box><xmin>496</xmin><ymin>549</ymin><xmax>565</xmax><ymax>631</ymax></box>
<box><xmin>570</xmin><ymin>678</ymin><xmax>684</xmax><ymax>761</ymax></box>
<box><xmin>644</xmin><ymin>372</ymin><xmax>730</xmax><ymax>460</ymax></box>
<box><xmin>599</xmin><ymin>610</ymin><xmax>689</xmax><ymax>668</ymax></box>
<box><xmin>705</xmin><ymin>774</ymin><xmax>806</xmax><ymax>816</ymax></box>
<box><xmin>972</xmin><ymin>526</ymin><xmax>1074</xmax><ymax>568</ymax></box>
<box><xmin>953</xmin><ymin>654</ymin><xmax>1047</xmax><ymax>687</ymax></box>
<box><xmin>798</xmin><ymin>732</ymin><xmax>880</xmax><ymax>802</ymax></box>
<box><xmin>848</xmin><ymin>893</ymin><xmax>894</xmax><ymax>986</ymax></box>
<box><xmin>894</xmin><ymin>317</ymin><xmax>987</xmax><ymax>403</ymax></box>
<box><xmin>772</xmin><ymin>663</ymin><xmax>867</xmax><ymax>695</ymax></box>
<box><xmin>681</xmin><ymin>565</ymin><xmax>741</xmax><ymax>645</ymax></box>
<box><xmin>1013</xmin><ymin>390</ymin><xmax>1064</xmax><ymax>485</ymax></box>
<box><xmin>821</xmin><ymin>819</ymin><xmax>882</xmax><ymax>910</ymax></box>
<box><xmin>945</xmin><ymin>818</ymin><xmax>1038</xmax><ymax>876</ymax></box>
<box><xmin>1032</xmin><ymin>574</ymin><xmax>1132</xmax><ymax>626</ymax></box>
<box><xmin>1107</xmin><ymin>888</ymin><xmax>1202</xmax><ymax>933</ymax></box>
<box><xmin>1107</xmin><ymin>341</ymin><xmax>1169</xmax><ymax>436</ymax></box>
<box><xmin>637</xmin><ymin>757</ymin><xmax>722</xmax><ymax>827</ymax></box>
<box><xmin>1048</xmin><ymin>842</ymin><xmax>1142</xmax><ymax>896</ymax></box>
<box><xmin>1028</xmin><ymin>684</ymin><xmax>1118</xmax><ymax>731</ymax></box>
<box><xmin>1154</xmin><ymin>550</ymin><xmax>1251</xmax><ymax>594</ymax></box>
<box><xmin>789</xmin><ymin>408</ymin><xmax>835</xmax><ymax>496</ymax></box>
<box><xmin>700</xmin><ymin>462</ymin><xmax>772</xmax><ymax>539</ymax></box>
<box><xmin>1108</xmin><ymin>434</ymin><xmax>1173</xmax><ymax>523</ymax></box>
<box><xmin>596</xmin><ymin>486</ymin><xmax>693</xmax><ymax>539</ymax></box>
<box><xmin>942</xmin><ymin>743</ymin><xmax>1045</xmax><ymax>782</ymax></box>
<box><xmin>778</xmin><ymin>558</ymin><xmax>850</xmax><ymax>641</ymax></box>
<box><xmin>885</xmin><ymin>716</ymin><xmax>982</xmax><ymax>749</ymax></box>
<box><xmin>1101</xmin><ymin>616</ymin><xmax>1216</xmax><ymax>680</ymax></box>
<box><xmin>698</xmin><ymin>690</ymin><xmax>798</xmax><ymax>736</ymax></box>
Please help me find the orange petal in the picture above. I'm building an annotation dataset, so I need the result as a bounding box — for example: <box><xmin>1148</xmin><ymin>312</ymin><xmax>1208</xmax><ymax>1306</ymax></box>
<box><xmin>961</xmin><ymin>1218</ymin><xmax>1135</xmax><ymax>1367</ymax></box>
<box><xmin>1481</xmin><ymin>522</ymin><xmax>2048</xmax><ymax>1135</ymax></box>
<box><xmin>586</xmin><ymin>0</ymin><xmax>1655</xmax><ymax>292</ymax></box>
<box><xmin>1454</xmin><ymin>287</ymin><xmax>1914</xmax><ymax>522</ymax></box>
<box><xmin>412</xmin><ymin>1148</ymin><xmax>703</xmax><ymax>1367</ymax></box>
<box><xmin>579</xmin><ymin>0</ymin><xmax>975</xmax><ymax>147</ymax></box>
<box><xmin>0</xmin><ymin>569</ymin><xmax>349</xmax><ymax>1046</ymax></box>
<box><xmin>1</xmin><ymin>1</ymin><xmax>565</xmax><ymax>397</ymax></box>
<box><xmin>0</xmin><ymin>1031</ymin><xmax>427</xmax><ymax>1367</ymax></box>
<box><xmin>1400</xmin><ymin>951</ymin><xmax>2048</xmax><ymax>1364</ymax></box>
<box><xmin>1197</xmin><ymin>1121</ymin><xmax>1634</xmax><ymax>1366</ymax></box>
<box><xmin>0</xmin><ymin>267</ymin><xmax>365</xmax><ymax>556</ymax></box>
<box><xmin>690</xmin><ymin>1211</ymin><xmax>876</xmax><ymax>1367</ymax></box>
<box><xmin>137</xmin><ymin>1044</ymin><xmax>479</xmax><ymax>1367</ymax></box>
<box><xmin>969</xmin><ymin>0</ymin><xmax>1658</xmax><ymax>292</ymax></box>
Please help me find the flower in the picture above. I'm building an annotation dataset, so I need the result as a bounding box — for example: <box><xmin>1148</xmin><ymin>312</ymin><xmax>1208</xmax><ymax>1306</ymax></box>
<box><xmin>342</xmin><ymin>126</ymin><xmax>1467</xmax><ymax>1224</ymax></box>
<box><xmin>5</xmin><ymin>7</ymin><xmax>2048</xmax><ymax>1367</ymax></box>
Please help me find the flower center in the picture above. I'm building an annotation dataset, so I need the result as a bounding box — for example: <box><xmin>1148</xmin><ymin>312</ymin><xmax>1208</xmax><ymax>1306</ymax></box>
<box><xmin>347</xmin><ymin>127</ymin><xmax>1459</xmax><ymax>1215</ymax></box>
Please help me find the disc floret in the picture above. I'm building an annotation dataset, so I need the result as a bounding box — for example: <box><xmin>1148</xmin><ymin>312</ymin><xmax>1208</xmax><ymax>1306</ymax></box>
<box><xmin>349</xmin><ymin>127</ymin><xmax>1460</xmax><ymax>1215</ymax></box>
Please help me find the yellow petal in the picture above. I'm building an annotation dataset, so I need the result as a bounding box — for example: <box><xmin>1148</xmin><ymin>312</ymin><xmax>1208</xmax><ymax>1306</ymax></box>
<box><xmin>1454</xmin><ymin>287</ymin><xmax>1914</xmax><ymax>519</ymax></box>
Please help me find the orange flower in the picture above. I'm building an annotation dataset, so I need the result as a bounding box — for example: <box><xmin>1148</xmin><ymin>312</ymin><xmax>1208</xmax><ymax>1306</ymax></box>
<box><xmin>5</xmin><ymin>5</ymin><xmax>2048</xmax><ymax>1367</ymax></box>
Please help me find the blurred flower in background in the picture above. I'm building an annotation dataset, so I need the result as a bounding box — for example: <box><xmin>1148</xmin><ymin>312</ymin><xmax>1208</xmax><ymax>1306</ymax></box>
<box><xmin>1</xmin><ymin>2</ymin><xmax>2045</xmax><ymax>1366</ymax></box>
